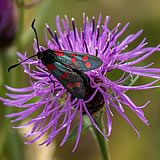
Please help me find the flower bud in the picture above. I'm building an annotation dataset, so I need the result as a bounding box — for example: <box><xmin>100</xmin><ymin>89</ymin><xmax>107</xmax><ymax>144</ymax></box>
<box><xmin>0</xmin><ymin>0</ymin><xmax>17</xmax><ymax>49</ymax></box>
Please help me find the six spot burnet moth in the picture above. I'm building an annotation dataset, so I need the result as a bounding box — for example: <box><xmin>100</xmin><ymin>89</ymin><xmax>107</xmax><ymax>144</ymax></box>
<box><xmin>8</xmin><ymin>19</ymin><xmax>103</xmax><ymax>99</ymax></box>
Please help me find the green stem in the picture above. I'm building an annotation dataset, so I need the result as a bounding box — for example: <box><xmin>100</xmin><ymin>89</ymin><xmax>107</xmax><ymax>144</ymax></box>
<box><xmin>0</xmin><ymin>49</ymin><xmax>10</xmax><ymax>84</ymax></box>
<box><xmin>0</xmin><ymin>47</ymin><xmax>24</xmax><ymax>160</ymax></box>
<box><xmin>0</xmin><ymin>2</ymin><xmax>25</xmax><ymax>159</ymax></box>
<box><xmin>91</xmin><ymin>111</ymin><xmax>111</xmax><ymax>160</ymax></box>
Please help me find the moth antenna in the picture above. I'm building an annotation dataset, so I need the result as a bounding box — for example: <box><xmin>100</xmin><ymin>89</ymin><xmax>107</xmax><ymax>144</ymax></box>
<box><xmin>8</xmin><ymin>55</ymin><xmax>37</xmax><ymax>72</ymax></box>
<box><xmin>31</xmin><ymin>19</ymin><xmax>41</xmax><ymax>52</ymax></box>
<box><xmin>8</xmin><ymin>19</ymin><xmax>40</xmax><ymax>72</ymax></box>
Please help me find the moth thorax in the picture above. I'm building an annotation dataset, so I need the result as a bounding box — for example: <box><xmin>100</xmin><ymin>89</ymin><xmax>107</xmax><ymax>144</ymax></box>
<box><xmin>37</xmin><ymin>51</ymin><xmax>43</xmax><ymax>60</ymax></box>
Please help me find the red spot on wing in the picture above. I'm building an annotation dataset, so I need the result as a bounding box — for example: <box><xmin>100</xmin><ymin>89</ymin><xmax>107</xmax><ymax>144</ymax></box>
<box><xmin>71</xmin><ymin>57</ymin><xmax>76</xmax><ymax>63</ymax></box>
<box><xmin>58</xmin><ymin>72</ymin><xmax>67</xmax><ymax>80</ymax></box>
<box><xmin>67</xmin><ymin>82</ymin><xmax>81</xmax><ymax>89</ymax></box>
<box><xmin>73</xmin><ymin>82</ymin><xmax>81</xmax><ymax>87</ymax></box>
<box><xmin>48</xmin><ymin>64</ymin><xmax>55</xmax><ymax>70</ymax></box>
<box><xmin>55</xmin><ymin>51</ymin><xmax>64</xmax><ymax>56</ymax></box>
<box><xmin>58</xmin><ymin>76</ymin><xmax>62</xmax><ymax>80</ymax></box>
<box><xmin>62</xmin><ymin>72</ymin><xmax>67</xmax><ymax>78</ymax></box>
<box><xmin>64</xmin><ymin>64</ymin><xmax>70</xmax><ymax>68</ymax></box>
<box><xmin>72</xmin><ymin>53</ymin><xmax>77</xmax><ymax>56</ymax></box>
<box><xmin>82</xmin><ymin>56</ymin><xmax>88</xmax><ymax>61</ymax></box>
<box><xmin>85</xmin><ymin>62</ymin><xmax>91</xmax><ymax>68</ymax></box>
<box><xmin>67</xmin><ymin>82</ymin><xmax>72</xmax><ymax>89</ymax></box>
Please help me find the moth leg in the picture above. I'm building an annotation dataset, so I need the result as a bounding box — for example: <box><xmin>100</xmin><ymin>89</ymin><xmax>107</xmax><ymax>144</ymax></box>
<box><xmin>48</xmin><ymin>73</ymin><xmax>56</xmax><ymax>88</ymax></box>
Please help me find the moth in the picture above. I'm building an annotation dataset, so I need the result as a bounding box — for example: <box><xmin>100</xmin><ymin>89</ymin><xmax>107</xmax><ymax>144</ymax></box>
<box><xmin>8</xmin><ymin>19</ymin><xmax>103</xmax><ymax>99</ymax></box>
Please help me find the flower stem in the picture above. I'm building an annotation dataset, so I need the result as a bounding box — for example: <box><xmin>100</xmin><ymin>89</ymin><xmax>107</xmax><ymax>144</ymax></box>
<box><xmin>91</xmin><ymin>110</ymin><xmax>111</xmax><ymax>160</ymax></box>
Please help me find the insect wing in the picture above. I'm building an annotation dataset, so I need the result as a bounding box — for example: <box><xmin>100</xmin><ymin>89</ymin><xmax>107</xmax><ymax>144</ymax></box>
<box><xmin>54</xmin><ymin>50</ymin><xmax>103</xmax><ymax>71</ymax></box>
<box><xmin>47</xmin><ymin>61</ymin><xmax>85</xmax><ymax>99</ymax></box>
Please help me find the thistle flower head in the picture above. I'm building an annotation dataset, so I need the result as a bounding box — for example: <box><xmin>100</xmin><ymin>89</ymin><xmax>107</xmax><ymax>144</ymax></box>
<box><xmin>1</xmin><ymin>14</ymin><xmax>160</xmax><ymax>151</ymax></box>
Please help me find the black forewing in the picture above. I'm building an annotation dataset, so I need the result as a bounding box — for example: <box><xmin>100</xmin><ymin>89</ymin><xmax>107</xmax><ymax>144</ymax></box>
<box><xmin>47</xmin><ymin>61</ymin><xmax>85</xmax><ymax>99</ymax></box>
<box><xmin>55</xmin><ymin>50</ymin><xmax>103</xmax><ymax>71</ymax></box>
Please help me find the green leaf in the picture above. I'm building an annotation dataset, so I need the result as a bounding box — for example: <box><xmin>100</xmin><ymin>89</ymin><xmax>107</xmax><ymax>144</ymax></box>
<box><xmin>66</xmin><ymin>115</ymin><xmax>93</xmax><ymax>143</ymax></box>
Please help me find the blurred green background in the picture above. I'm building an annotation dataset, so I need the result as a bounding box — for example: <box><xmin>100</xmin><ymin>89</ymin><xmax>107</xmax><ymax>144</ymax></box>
<box><xmin>0</xmin><ymin>0</ymin><xmax>160</xmax><ymax>160</ymax></box>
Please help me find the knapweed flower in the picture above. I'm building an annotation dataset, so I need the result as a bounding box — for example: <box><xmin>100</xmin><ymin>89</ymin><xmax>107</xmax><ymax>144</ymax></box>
<box><xmin>1</xmin><ymin>14</ymin><xmax>160</xmax><ymax>151</ymax></box>
<box><xmin>0</xmin><ymin>0</ymin><xmax>17</xmax><ymax>48</ymax></box>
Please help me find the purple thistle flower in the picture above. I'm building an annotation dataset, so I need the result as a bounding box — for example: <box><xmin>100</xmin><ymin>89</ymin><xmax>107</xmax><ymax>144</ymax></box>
<box><xmin>1</xmin><ymin>13</ymin><xmax>160</xmax><ymax>151</ymax></box>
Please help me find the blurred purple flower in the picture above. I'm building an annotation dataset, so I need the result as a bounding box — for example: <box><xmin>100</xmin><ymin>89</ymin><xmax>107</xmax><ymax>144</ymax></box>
<box><xmin>0</xmin><ymin>0</ymin><xmax>17</xmax><ymax>48</ymax></box>
<box><xmin>1</xmin><ymin>14</ymin><xmax>160</xmax><ymax>151</ymax></box>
